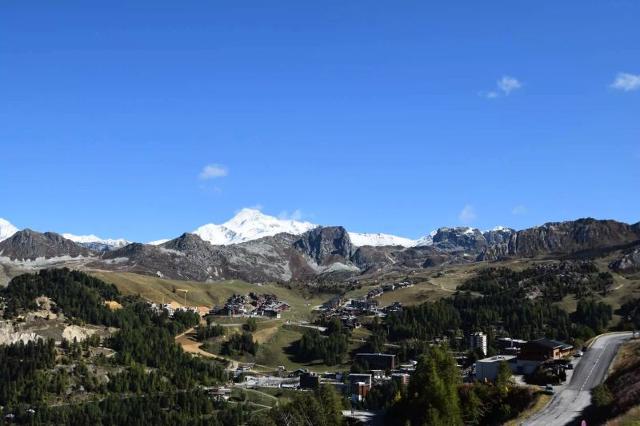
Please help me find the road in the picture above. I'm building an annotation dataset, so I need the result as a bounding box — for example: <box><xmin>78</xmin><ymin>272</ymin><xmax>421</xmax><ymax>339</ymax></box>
<box><xmin>523</xmin><ymin>332</ymin><xmax>632</xmax><ymax>426</ymax></box>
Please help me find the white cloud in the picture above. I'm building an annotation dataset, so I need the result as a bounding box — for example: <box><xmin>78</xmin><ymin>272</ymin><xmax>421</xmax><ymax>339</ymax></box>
<box><xmin>458</xmin><ymin>204</ymin><xmax>477</xmax><ymax>225</ymax></box>
<box><xmin>512</xmin><ymin>205</ymin><xmax>527</xmax><ymax>215</ymax></box>
<box><xmin>278</xmin><ymin>209</ymin><xmax>304</xmax><ymax>221</ymax></box>
<box><xmin>199</xmin><ymin>164</ymin><xmax>228</xmax><ymax>180</ymax></box>
<box><xmin>610</xmin><ymin>72</ymin><xmax>640</xmax><ymax>92</ymax></box>
<box><xmin>497</xmin><ymin>76</ymin><xmax>522</xmax><ymax>95</ymax></box>
<box><xmin>480</xmin><ymin>75</ymin><xmax>522</xmax><ymax>99</ymax></box>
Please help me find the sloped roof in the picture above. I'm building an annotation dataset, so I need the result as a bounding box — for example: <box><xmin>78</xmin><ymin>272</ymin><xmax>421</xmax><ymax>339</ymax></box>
<box><xmin>528</xmin><ymin>338</ymin><xmax>573</xmax><ymax>351</ymax></box>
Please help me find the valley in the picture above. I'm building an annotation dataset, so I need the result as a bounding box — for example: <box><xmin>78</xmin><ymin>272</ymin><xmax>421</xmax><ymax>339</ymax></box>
<box><xmin>1</xmin><ymin>214</ymin><xmax>640</xmax><ymax>425</ymax></box>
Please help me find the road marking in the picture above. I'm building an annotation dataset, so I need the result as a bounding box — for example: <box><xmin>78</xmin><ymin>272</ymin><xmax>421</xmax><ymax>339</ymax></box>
<box><xmin>580</xmin><ymin>345</ymin><xmax>606</xmax><ymax>392</ymax></box>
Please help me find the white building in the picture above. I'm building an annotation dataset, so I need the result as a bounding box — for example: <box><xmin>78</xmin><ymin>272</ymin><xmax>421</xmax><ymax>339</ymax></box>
<box><xmin>469</xmin><ymin>332</ymin><xmax>488</xmax><ymax>356</ymax></box>
<box><xmin>475</xmin><ymin>355</ymin><xmax>516</xmax><ymax>382</ymax></box>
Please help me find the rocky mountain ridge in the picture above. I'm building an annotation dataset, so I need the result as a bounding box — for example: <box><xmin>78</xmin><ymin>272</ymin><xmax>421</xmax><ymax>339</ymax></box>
<box><xmin>0</xmin><ymin>217</ymin><xmax>638</xmax><ymax>284</ymax></box>
<box><xmin>0</xmin><ymin>229</ymin><xmax>91</xmax><ymax>261</ymax></box>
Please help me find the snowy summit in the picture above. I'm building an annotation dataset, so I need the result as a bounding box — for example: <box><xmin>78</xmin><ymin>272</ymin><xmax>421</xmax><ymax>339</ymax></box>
<box><xmin>0</xmin><ymin>218</ymin><xmax>18</xmax><ymax>242</ymax></box>
<box><xmin>193</xmin><ymin>208</ymin><xmax>420</xmax><ymax>248</ymax></box>
<box><xmin>62</xmin><ymin>233</ymin><xmax>129</xmax><ymax>249</ymax></box>
<box><xmin>193</xmin><ymin>208</ymin><xmax>318</xmax><ymax>245</ymax></box>
<box><xmin>349</xmin><ymin>232</ymin><xmax>416</xmax><ymax>247</ymax></box>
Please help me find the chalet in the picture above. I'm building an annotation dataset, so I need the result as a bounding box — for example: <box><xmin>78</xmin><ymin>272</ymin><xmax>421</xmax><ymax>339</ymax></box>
<box><xmin>518</xmin><ymin>338</ymin><xmax>573</xmax><ymax>362</ymax></box>
<box><xmin>366</xmin><ymin>288</ymin><xmax>384</xmax><ymax>299</ymax></box>
<box><xmin>350</xmin><ymin>299</ymin><xmax>379</xmax><ymax>311</ymax></box>
<box><xmin>322</xmin><ymin>296</ymin><xmax>342</xmax><ymax>311</ymax></box>
<box><xmin>383</xmin><ymin>302</ymin><xmax>402</xmax><ymax>314</ymax></box>
<box><xmin>382</xmin><ymin>283</ymin><xmax>395</xmax><ymax>292</ymax></box>
<box><xmin>213</xmin><ymin>293</ymin><xmax>289</xmax><ymax>317</ymax></box>
<box><xmin>208</xmin><ymin>387</ymin><xmax>231</xmax><ymax>401</ymax></box>
<box><xmin>261</xmin><ymin>308</ymin><xmax>281</xmax><ymax>318</ymax></box>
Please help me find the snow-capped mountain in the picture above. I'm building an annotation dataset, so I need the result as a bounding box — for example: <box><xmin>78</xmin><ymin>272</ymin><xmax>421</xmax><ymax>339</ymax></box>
<box><xmin>415</xmin><ymin>230</ymin><xmax>437</xmax><ymax>246</ymax></box>
<box><xmin>0</xmin><ymin>218</ymin><xmax>19</xmax><ymax>242</ymax></box>
<box><xmin>62</xmin><ymin>233</ymin><xmax>129</xmax><ymax>251</ymax></box>
<box><xmin>193</xmin><ymin>208</ymin><xmax>318</xmax><ymax>246</ymax></box>
<box><xmin>349</xmin><ymin>232</ymin><xmax>416</xmax><ymax>247</ymax></box>
<box><xmin>193</xmin><ymin>208</ymin><xmax>421</xmax><ymax>248</ymax></box>
<box><xmin>2</xmin><ymin>209</ymin><xmax>519</xmax><ymax>253</ymax></box>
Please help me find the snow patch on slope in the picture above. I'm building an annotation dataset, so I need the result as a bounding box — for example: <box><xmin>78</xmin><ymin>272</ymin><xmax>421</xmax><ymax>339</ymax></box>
<box><xmin>415</xmin><ymin>230</ymin><xmax>437</xmax><ymax>247</ymax></box>
<box><xmin>349</xmin><ymin>232</ymin><xmax>416</xmax><ymax>247</ymax></box>
<box><xmin>486</xmin><ymin>226</ymin><xmax>512</xmax><ymax>232</ymax></box>
<box><xmin>62</xmin><ymin>233</ymin><xmax>129</xmax><ymax>249</ymax></box>
<box><xmin>0</xmin><ymin>219</ymin><xmax>18</xmax><ymax>242</ymax></box>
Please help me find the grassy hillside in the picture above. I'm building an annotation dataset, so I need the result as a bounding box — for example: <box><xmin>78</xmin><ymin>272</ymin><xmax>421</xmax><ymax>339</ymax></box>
<box><xmin>90</xmin><ymin>257</ymin><xmax>640</xmax><ymax>373</ymax></box>
<box><xmin>599</xmin><ymin>339</ymin><xmax>640</xmax><ymax>425</ymax></box>
<box><xmin>341</xmin><ymin>258</ymin><xmax>549</xmax><ymax>307</ymax></box>
<box><xmin>554</xmin><ymin>256</ymin><xmax>640</xmax><ymax>324</ymax></box>
<box><xmin>90</xmin><ymin>271</ymin><xmax>327</xmax><ymax>322</ymax></box>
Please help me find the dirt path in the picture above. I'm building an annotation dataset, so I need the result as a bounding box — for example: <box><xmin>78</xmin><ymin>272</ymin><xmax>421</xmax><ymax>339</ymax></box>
<box><xmin>252</xmin><ymin>324</ymin><xmax>280</xmax><ymax>344</ymax></box>
<box><xmin>175</xmin><ymin>327</ymin><xmax>276</xmax><ymax>372</ymax></box>
<box><xmin>175</xmin><ymin>327</ymin><xmax>238</xmax><ymax>369</ymax></box>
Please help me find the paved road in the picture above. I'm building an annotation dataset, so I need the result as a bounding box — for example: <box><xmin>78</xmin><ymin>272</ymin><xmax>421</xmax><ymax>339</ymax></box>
<box><xmin>523</xmin><ymin>332</ymin><xmax>632</xmax><ymax>426</ymax></box>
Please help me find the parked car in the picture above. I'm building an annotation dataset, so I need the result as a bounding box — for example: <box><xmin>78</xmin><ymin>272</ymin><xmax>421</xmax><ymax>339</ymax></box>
<box><xmin>544</xmin><ymin>384</ymin><xmax>555</xmax><ymax>395</ymax></box>
<box><xmin>573</xmin><ymin>351</ymin><xmax>583</xmax><ymax>357</ymax></box>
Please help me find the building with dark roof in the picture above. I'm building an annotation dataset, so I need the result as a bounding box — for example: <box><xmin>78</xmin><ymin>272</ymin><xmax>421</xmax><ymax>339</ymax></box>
<box><xmin>355</xmin><ymin>353</ymin><xmax>396</xmax><ymax>370</ymax></box>
<box><xmin>518</xmin><ymin>338</ymin><xmax>573</xmax><ymax>362</ymax></box>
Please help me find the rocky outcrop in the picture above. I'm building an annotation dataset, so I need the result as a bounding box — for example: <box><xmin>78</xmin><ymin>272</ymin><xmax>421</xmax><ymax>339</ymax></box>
<box><xmin>511</xmin><ymin>219</ymin><xmax>638</xmax><ymax>256</ymax></box>
<box><xmin>0</xmin><ymin>229</ymin><xmax>91</xmax><ymax>261</ymax></box>
<box><xmin>294</xmin><ymin>226</ymin><xmax>354</xmax><ymax>265</ymax></box>
<box><xmin>478</xmin><ymin>228</ymin><xmax>516</xmax><ymax>261</ymax></box>
<box><xmin>482</xmin><ymin>227</ymin><xmax>515</xmax><ymax>246</ymax></box>
<box><xmin>610</xmin><ymin>248</ymin><xmax>640</xmax><ymax>273</ymax></box>
<box><xmin>431</xmin><ymin>227</ymin><xmax>488</xmax><ymax>253</ymax></box>
<box><xmin>102</xmin><ymin>232</ymin><xmax>319</xmax><ymax>283</ymax></box>
<box><xmin>351</xmin><ymin>245</ymin><xmax>398</xmax><ymax>272</ymax></box>
<box><xmin>480</xmin><ymin>218</ymin><xmax>640</xmax><ymax>261</ymax></box>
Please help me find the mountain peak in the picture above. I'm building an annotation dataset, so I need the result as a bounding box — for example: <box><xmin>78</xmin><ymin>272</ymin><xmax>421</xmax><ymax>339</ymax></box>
<box><xmin>193</xmin><ymin>208</ymin><xmax>317</xmax><ymax>246</ymax></box>
<box><xmin>0</xmin><ymin>228</ymin><xmax>90</xmax><ymax>260</ymax></box>
<box><xmin>225</xmin><ymin>208</ymin><xmax>270</xmax><ymax>225</ymax></box>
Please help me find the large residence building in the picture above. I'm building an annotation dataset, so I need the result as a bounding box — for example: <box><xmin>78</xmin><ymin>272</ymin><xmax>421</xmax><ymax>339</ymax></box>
<box><xmin>518</xmin><ymin>338</ymin><xmax>574</xmax><ymax>362</ymax></box>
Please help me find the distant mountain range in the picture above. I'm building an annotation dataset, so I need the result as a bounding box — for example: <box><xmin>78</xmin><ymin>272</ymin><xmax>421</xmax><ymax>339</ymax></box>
<box><xmin>0</xmin><ymin>208</ymin><xmax>518</xmax><ymax>250</ymax></box>
<box><xmin>0</xmin><ymin>209</ymin><xmax>428</xmax><ymax>249</ymax></box>
<box><xmin>1</xmin><ymin>212</ymin><xmax>639</xmax><ymax>284</ymax></box>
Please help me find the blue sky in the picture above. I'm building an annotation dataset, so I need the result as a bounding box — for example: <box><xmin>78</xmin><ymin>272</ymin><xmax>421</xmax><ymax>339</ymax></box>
<box><xmin>1</xmin><ymin>1</ymin><xmax>639</xmax><ymax>241</ymax></box>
